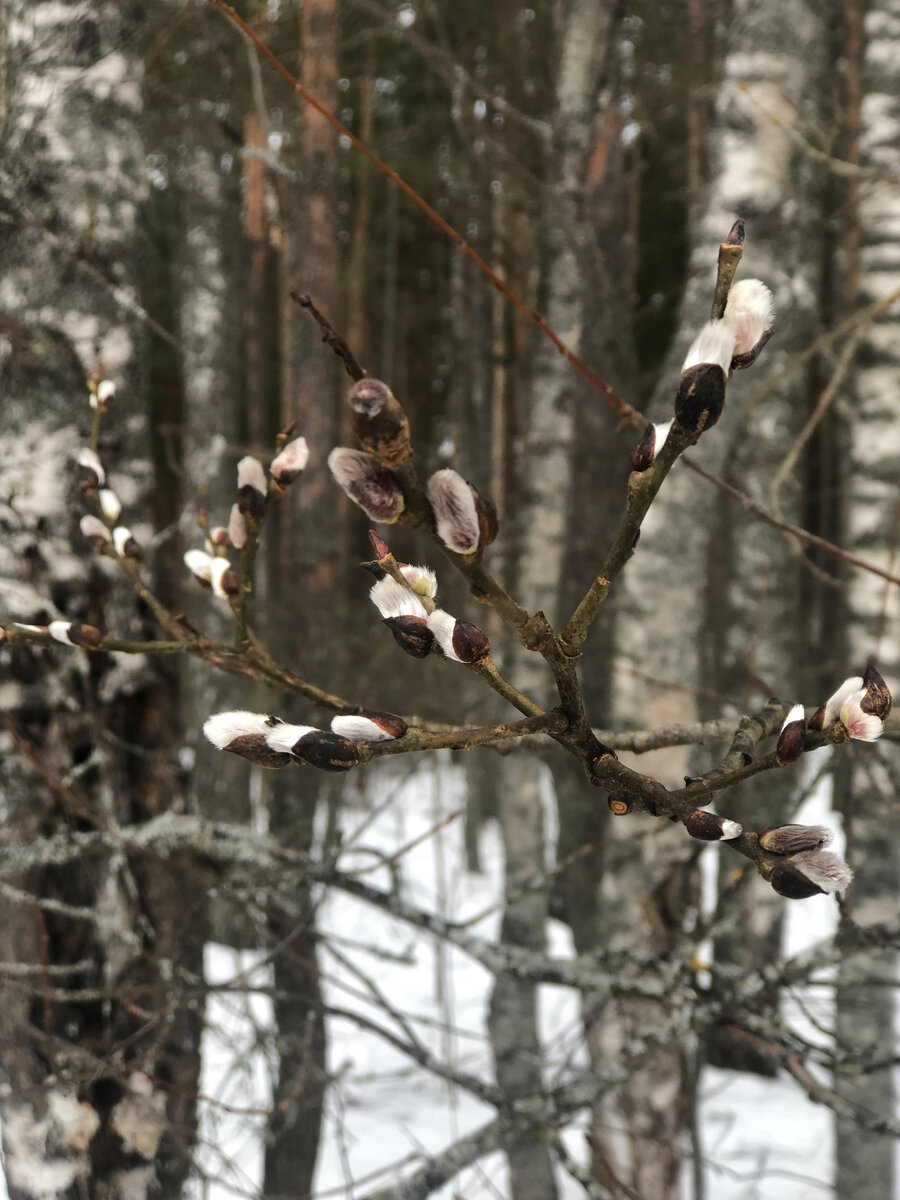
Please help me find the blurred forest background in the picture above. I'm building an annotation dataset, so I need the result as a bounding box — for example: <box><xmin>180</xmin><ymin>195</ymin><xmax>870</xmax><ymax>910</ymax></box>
<box><xmin>0</xmin><ymin>0</ymin><xmax>898</xmax><ymax>1197</ymax></box>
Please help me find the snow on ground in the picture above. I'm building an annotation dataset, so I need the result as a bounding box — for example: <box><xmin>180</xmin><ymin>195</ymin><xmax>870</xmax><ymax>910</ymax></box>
<box><xmin>188</xmin><ymin>751</ymin><xmax>845</xmax><ymax>1199</ymax></box>
<box><xmin>0</xmin><ymin>751</ymin><xmax>856</xmax><ymax>1198</ymax></box>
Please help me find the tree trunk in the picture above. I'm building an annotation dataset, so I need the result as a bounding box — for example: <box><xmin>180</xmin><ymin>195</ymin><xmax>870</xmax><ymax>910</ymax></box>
<box><xmin>486</xmin><ymin>5</ymin><xmax>616</xmax><ymax>1198</ymax></box>
<box><xmin>0</xmin><ymin>5</ymin><xmax>205</xmax><ymax>1194</ymax></box>
<box><xmin>834</xmin><ymin>0</ymin><xmax>900</xmax><ymax>1192</ymax></box>
<box><xmin>263</xmin><ymin>1</ymin><xmax>341</xmax><ymax>1192</ymax></box>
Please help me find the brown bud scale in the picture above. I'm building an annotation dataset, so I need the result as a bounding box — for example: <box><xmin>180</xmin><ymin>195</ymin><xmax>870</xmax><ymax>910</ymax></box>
<box><xmin>67</xmin><ymin>623</ymin><xmax>103</xmax><ymax>649</ymax></box>
<box><xmin>451</xmin><ymin>620</ymin><xmax>490</xmax><ymax>664</ymax></box>
<box><xmin>629</xmin><ymin>423</ymin><xmax>656</xmax><ymax>472</ymax></box>
<box><xmin>684</xmin><ymin>810</ymin><xmax>727</xmax><ymax>841</ymax></box>
<box><xmin>225</xmin><ymin>734</ymin><xmax>291</xmax><ymax>770</ymax></box>
<box><xmin>770</xmin><ymin>862</ymin><xmax>825</xmax><ymax>900</ymax></box>
<box><xmin>385</xmin><ymin>615</ymin><xmax>434</xmax><ymax>658</ymax></box>
<box><xmin>675</xmin><ymin>363</ymin><xmax>727</xmax><ymax>435</ymax></box>
<box><xmin>775</xmin><ymin>720</ymin><xmax>805</xmax><ymax>765</ymax></box>
<box><xmin>291</xmin><ymin>730</ymin><xmax>360</xmax><ymax>772</ymax></box>
<box><xmin>861</xmin><ymin>663</ymin><xmax>892</xmax><ymax>721</ymax></box>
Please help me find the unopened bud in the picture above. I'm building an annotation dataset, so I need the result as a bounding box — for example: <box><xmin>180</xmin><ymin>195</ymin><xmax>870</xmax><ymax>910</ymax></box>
<box><xmin>683</xmin><ymin>810</ymin><xmax>743</xmax><ymax>841</ymax></box>
<box><xmin>471</xmin><ymin>484</ymin><xmax>499</xmax><ymax>549</ymax></box>
<box><xmin>77</xmin><ymin>448</ymin><xmax>105</xmax><ymax>490</ymax></box>
<box><xmin>209</xmin><ymin>526</ymin><xmax>231</xmax><ymax>548</ymax></box>
<box><xmin>384</xmin><ymin>614</ymin><xmax>434</xmax><ymax>658</ymax></box>
<box><xmin>630</xmin><ymin>420</ymin><xmax>673</xmax><ymax>472</ymax></box>
<box><xmin>369</xmin><ymin>530</ymin><xmax>392</xmax><ymax>560</ymax></box>
<box><xmin>112</xmin><ymin>526</ymin><xmax>142</xmax><ymax>560</ymax></box>
<box><xmin>675</xmin><ymin>363</ymin><xmax>727</xmax><ymax>435</ymax></box>
<box><xmin>80</xmin><ymin>515</ymin><xmax>110</xmax><ymax>551</ymax></box>
<box><xmin>426</xmin><ymin>609</ymin><xmax>490</xmax><ymax>663</ymax></box>
<box><xmin>48</xmin><ymin>621</ymin><xmax>103</xmax><ymax>649</ymax></box>
<box><xmin>331</xmin><ymin>711</ymin><xmax>408</xmax><ymax>742</ymax></box>
<box><xmin>427</xmin><ymin>469</ymin><xmax>480</xmax><ymax>554</ymax></box>
<box><xmin>349</xmin><ymin>378</ymin><xmax>411</xmax><ymax>467</ymax></box>
<box><xmin>775</xmin><ymin>703</ymin><xmax>806</xmax><ymax>765</ymax></box>
<box><xmin>329</xmin><ymin>448</ymin><xmax>405</xmax><ymax>523</ymax></box>
<box><xmin>289</xmin><ymin>729</ymin><xmax>360</xmax><ymax>772</ymax></box>
<box><xmin>759</xmin><ymin>824</ymin><xmax>832</xmax><ymax>855</ymax></box>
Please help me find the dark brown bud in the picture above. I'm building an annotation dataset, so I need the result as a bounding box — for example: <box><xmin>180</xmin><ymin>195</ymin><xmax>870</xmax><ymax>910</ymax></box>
<box><xmin>760</xmin><ymin>824</ymin><xmax>832</xmax><ymax>855</ymax></box>
<box><xmin>674</xmin><ymin>363</ymin><xmax>727</xmax><ymax>435</ymax></box>
<box><xmin>426</xmin><ymin>611</ymin><xmax>490</xmax><ymax>663</ymax></box>
<box><xmin>67</xmin><ymin>622</ymin><xmax>103</xmax><ymax>649</ymax></box>
<box><xmin>384</xmin><ymin>614</ymin><xmax>434</xmax><ymax>658</ymax></box>
<box><xmin>470</xmin><ymin>485</ymin><xmax>499</xmax><ymax>549</ymax></box>
<box><xmin>861</xmin><ymin>663</ymin><xmax>892</xmax><ymax>721</ymax></box>
<box><xmin>808</xmin><ymin>705</ymin><xmax>827</xmax><ymax>732</ymax></box>
<box><xmin>290</xmin><ymin>730</ymin><xmax>360</xmax><ymax>772</ymax></box>
<box><xmin>769</xmin><ymin>861</ymin><xmax>826</xmax><ymax>900</ymax></box>
<box><xmin>113</xmin><ymin>527</ymin><xmax>142</xmax><ymax>561</ymax></box>
<box><xmin>223</xmin><ymin>734</ymin><xmax>291</xmax><ymax>770</ymax></box>
<box><xmin>365</xmin><ymin>711</ymin><xmax>408</xmax><ymax>739</ymax></box>
<box><xmin>684</xmin><ymin>810</ymin><xmax>743</xmax><ymax>841</ymax></box>
<box><xmin>220</xmin><ymin>569</ymin><xmax>241</xmax><ymax>598</ymax></box>
<box><xmin>775</xmin><ymin>719</ymin><xmax>806</xmax><ymax>766</ymax></box>
<box><xmin>630</xmin><ymin>423</ymin><xmax>657</xmax><ymax>472</ymax></box>
<box><xmin>450</xmin><ymin>619</ymin><xmax>490</xmax><ymax>664</ymax></box>
<box><xmin>237</xmin><ymin>486</ymin><xmax>266</xmax><ymax>523</ymax></box>
<box><xmin>360</xmin><ymin>559</ymin><xmax>387</xmax><ymax>580</ymax></box>
<box><xmin>369</xmin><ymin>530</ymin><xmax>392</xmax><ymax>561</ymax></box>
<box><xmin>349</xmin><ymin>379</ymin><xmax>411</xmax><ymax>468</ymax></box>
<box><xmin>725</xmin><ymin>218</ymin><xmax>745</xmax><ymax>246</ymax></box>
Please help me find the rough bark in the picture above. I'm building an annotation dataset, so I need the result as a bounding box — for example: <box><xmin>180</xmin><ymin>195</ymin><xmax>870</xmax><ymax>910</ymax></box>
<box><xmin>0</xmin><ymin>4</ymin><xmax>205</xmax><ymax>1195</ymax></box>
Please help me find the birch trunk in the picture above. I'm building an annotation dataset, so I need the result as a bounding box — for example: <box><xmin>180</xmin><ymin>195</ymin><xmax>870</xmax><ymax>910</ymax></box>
<box><xmin>834</xmin><ymin>1</ymin><xmax>900</xmax><ymax>1191</ymax></box>
<box><xmin>486</xmin><ymin>6</ymin><xmax>615</xmax><ymax>1197</ymax></box>
<box><xmin>0</xmin><ymin>4</ymin><xmax>204</xmax><ymax>1195</ymax></box>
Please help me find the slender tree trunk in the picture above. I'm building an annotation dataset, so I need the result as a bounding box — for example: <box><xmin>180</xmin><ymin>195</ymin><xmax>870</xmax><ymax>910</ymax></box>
<box><xmin>834</xmin><ymin>1</ymin><xmax>900</xmax><ymax>1192</ymax></box>
<box><xmin>264</xmin><ymin>1</ymin><xmax>341</xmax><ymax>1191</ymax></box>
<box><xmin>487</xmin><ymin>6</ymin><xmax>616</xmax><ymax>1198</ymax></box>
